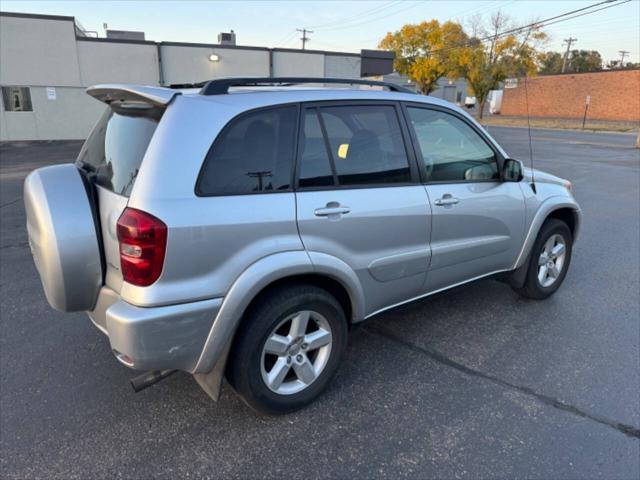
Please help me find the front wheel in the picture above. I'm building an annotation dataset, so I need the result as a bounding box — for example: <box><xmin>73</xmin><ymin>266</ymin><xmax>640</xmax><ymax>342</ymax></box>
<box><xmin>513</xmin><ymin>218</ymin><xmax>573</xmax><ymax>300</ymax></box>
<box><xmin>227</xmin><ymin>284</ymin><xmax>348</xmax><ymax>414</ymax></box>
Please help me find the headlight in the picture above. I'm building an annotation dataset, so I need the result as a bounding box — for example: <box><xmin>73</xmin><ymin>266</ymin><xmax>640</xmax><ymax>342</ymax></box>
<box><xmin>564</xmin><ymin>180</ymin><xmax>572</xmax><ymax>192</ymax></box>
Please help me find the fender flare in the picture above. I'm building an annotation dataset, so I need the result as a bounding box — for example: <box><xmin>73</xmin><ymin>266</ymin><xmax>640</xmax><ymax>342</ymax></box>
<box><xmin>513</xmin><ymin>196</ymin><xmax>582</xmax><ymax>270</ymax></box>
<box><xmin>192</xmin><ymin>250</ymin><xmax>365</xmax><ymax>374</ymax></box>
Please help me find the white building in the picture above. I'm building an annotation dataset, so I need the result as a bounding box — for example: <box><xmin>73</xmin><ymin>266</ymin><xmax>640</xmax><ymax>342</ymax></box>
<box><xmin>0</xmin><ymin>12</ymin><xmax>382</xmax><ymax>141</ymax></box>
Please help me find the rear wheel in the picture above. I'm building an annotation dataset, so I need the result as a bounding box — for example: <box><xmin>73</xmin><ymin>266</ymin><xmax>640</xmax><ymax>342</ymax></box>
<box><xmin>227</xmin><ymin>284</ymin><xmax>347</xmax><ymax>414</ymax></box>
<box><xmin>513</xmin><ymin>218</ymin><xmax>573</xmax><ymax>299</ymax></box>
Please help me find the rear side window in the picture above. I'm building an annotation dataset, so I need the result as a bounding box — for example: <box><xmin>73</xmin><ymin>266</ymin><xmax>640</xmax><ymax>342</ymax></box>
<box><xmin>197</xmin><ymin>106</ymin><xmax>297</xmax><ymax>195</ymax></box>
<box><xmin>298</xmin><ymin>104</ymin><xmax>412</xmax><ymax>188</ymax></box>
<box><xmin>76</xmin><ymin>106</ymin><xmax>161</xmax><ymax>197</ymax></box>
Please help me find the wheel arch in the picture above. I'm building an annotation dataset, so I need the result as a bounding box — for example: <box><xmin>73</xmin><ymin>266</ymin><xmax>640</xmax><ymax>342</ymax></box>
<box><xmin>241</xmin><ymin>274</ymin><xmax>354</xmax><ymax>328</ymax></box>
<box><xmin>547</xmin><ymin>207</ymin><xmax>580</xmax><ymax>239</ymax></box>
<box><xmin>193</xmin><ymin>250</ymin><xmax>364</xmax><ymax>375</ymax></box>
<box><xmin>513</xmin><ymin>197</ymin><xmax>581</xmax><ymax>271</ymax></box>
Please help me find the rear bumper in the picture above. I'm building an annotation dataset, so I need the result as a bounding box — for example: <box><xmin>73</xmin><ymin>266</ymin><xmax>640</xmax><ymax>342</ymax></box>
<box><xmin>88</xmin><ymin>287</ymin><xmax>222</xmax><ymax>372</ymax></box>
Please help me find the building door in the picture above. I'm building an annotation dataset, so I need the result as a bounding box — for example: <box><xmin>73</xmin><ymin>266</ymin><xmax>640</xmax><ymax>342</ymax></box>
<box><xmin>443</xmin><ymin>86</ymin><xmax>456</xmax><ymax>104</ymax></box>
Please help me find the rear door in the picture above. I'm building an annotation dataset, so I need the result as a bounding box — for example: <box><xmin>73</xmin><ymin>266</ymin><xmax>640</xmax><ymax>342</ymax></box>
<box><xmin>295</xmin><ymin>102</ymin><xmax>431</xmax><ymax>316</ymax></box>
<box><xmin>403</xmin><ymin>104</ymin><xmax>525</xmax><ymax>293</ymax></box>
<box><xmin>76</xmin><ymin>104</ymin><xmax>163</xmax><ymax>292</ymax></box>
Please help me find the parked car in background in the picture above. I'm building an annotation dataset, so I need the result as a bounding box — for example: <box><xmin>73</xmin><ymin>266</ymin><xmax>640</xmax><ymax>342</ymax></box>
<box><xmin>464</xmin><ymin>96</ymin><xmax>477</xmax><ymax>108</ymax></box>
<box><xmin>24</xmin><ymin>78</ymin><xmax>581</xmax><ymax>414</ymax></box>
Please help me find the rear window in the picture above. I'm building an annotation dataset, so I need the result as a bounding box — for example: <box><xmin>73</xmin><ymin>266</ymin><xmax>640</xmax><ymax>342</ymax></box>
<box><xmin>196</xmin><ymin>106</ymin><xmax>297</xmax><ymax>196</ymax></box>
<box><xmin>76</xmin><ymin>106</ymin><xmax>161</xmax><ymax>197</ymax></box>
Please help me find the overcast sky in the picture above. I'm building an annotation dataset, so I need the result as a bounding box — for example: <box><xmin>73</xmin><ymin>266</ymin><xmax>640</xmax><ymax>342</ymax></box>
<box><xmin>2</xmin><ymin>0</ymin><xmax>638</xmax><ymax>63</ymax></box>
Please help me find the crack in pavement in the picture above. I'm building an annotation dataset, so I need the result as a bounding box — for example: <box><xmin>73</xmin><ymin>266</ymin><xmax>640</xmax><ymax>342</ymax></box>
<box><xmin>364</xmin><ymin>325</ymin><xmax>640</xmax><ymax>439</ymax></box>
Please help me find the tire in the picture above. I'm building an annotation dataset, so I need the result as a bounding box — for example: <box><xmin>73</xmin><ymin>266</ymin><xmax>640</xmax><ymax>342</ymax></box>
<box><xmin>513</xmin><ymin>218</ymin><xmax>573</xmax><ymax>300</ymax></box>
<box><xmin>227</xmin><ymin>284</ymin><xmax>348</xmax><ymax>415</ymax></box>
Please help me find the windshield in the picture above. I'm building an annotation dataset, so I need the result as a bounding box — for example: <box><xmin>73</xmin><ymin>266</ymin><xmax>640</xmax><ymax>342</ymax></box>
<box><xmin>76</xmin><ymin>105</ymin><xmax>162</xmax><ymax>197</ymax></box>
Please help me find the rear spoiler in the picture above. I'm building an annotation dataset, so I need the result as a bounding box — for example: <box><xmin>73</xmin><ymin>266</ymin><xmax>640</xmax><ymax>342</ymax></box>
<box><xmin>86</xmin><ymin>84</ymin><xmax>179</xmax><ymax>107</ymax></box>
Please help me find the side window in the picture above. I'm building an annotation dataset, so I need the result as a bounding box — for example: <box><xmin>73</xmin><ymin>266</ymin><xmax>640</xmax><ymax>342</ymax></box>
<box><xmin>197</xmin><ymin>106</ymin><xmax>297</xmax><ymax>195</ymax></box>
<box><xmin>298</xmin><ymin>105</ymin><xmax>412</xmax><ymax>189</ymax></box>
<box><xmin>406</xmin><ymin>107</ymin><xmax>499</xmax><ymax>182</ymax></box>
<box><xmin>320</xmin><ymin>105</ymin><xmax>411</xmax><ymax>186</ymax></box>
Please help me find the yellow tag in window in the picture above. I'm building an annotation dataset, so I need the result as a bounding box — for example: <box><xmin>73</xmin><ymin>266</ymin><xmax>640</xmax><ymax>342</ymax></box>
<box><xmin>337</xmin><ymin>143</ymin><xmax>349</xmax><ymax>159</ymax></box>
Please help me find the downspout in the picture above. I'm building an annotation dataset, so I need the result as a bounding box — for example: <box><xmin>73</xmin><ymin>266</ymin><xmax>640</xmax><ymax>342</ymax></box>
<box><xmin>269</xmin><ymin>49</ymin><xmax>274</xmax><ymax>77</ymax></box>
<box><xmin>156</xmin><ymin>43</ymin><xmax>165</xmax><ymax>86</ymax></box>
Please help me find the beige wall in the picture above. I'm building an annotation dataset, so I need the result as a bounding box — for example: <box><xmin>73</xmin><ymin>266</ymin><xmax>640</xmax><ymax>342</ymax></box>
<box><xmin>1</xmin><ymin>13</ymin><xmax>365</xmax><ymax>141</ymax></box>
<box><xmin>273</xmin><ymin>51</ymin><xmax>324</xmax><ymax>77</ymax></box>
<box><xmin>324</xmin><ymin>55</ymin><xmax>360</xmax><ymax>79</ymax></box>
<box><xmin>160</xmin><ymin>45</ymin><xmax>269</xmax><ymax>85</ymax></box>
<box><xmin>0</xmin><ymin>15</ymin><xmax>81</xmax><ymax>87</ymax></box>
<box><xmin>77</xmin><ymin>40</ymin><xmax>159</xmax><ymax>86</ymax></box>
<box><xmin>0</xmin><ymin>87</ymin><xmax>104</xmax><ymax>141</ymax></box>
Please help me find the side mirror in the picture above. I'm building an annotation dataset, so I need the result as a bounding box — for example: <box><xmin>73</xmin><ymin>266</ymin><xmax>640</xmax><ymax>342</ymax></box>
<box><xmin>503</xmin><ymin>158</ymin><xmax>523</xmax><ymax>182</ymax></box>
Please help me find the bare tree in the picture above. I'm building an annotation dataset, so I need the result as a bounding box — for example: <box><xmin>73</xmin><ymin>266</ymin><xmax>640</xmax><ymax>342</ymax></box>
<box><xmin>458</xmin><ymin>12</ymin><xmax>546</xmax><ymax>119</ymax></box>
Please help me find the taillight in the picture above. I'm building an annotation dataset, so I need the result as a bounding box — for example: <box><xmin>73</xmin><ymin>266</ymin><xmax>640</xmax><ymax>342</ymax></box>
<box><xmin>116</xmin><ymin>208</ymin><xmax>167</xmax><ymax>286</ymax></box>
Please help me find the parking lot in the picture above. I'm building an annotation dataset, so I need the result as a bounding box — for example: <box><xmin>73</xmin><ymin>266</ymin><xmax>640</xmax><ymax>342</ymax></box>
<box><xmin>1</xmin><ymin>126</ymin><xmax>639</xmax><ymax>478</ymax></box>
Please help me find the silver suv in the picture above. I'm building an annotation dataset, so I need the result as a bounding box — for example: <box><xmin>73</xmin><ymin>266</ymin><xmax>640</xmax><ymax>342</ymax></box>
<box><xmin>24</xmin><ymin>78</ymin><xmax>581</xmax><ymax>414</ymax></box>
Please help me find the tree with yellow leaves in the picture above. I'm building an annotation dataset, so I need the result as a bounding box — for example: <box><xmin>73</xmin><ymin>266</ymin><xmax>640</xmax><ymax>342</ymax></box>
<box><xmin>458</xmin><ymin>12</ymin><xmax>546</xmax><ymax>118</ymax></box>
<box><xmin>378</xmin><ymin>20</ymin><xmax>468</xmax><ymax>95</ymax></box>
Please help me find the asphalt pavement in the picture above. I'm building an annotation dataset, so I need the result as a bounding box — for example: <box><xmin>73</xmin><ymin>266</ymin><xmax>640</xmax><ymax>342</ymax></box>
<box><xmin>1</xmin><ymin>127</ymin><xmax>639</xmax><ymax>479</ymax></box>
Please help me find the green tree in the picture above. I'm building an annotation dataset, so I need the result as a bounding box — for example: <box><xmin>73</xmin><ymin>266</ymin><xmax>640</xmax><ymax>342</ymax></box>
<box><xmin>379</xmin><ymin>20</ymin><xmax>468</xmax><ymax>94</ymax></box>
<box><xmin>538</xmin><ymin>51</ymin><xmax>563</xmax><ymax>74</ymax></box>
<box><xmin>607</xmin><ymin>59</ymin><xmax>640</xmax><ymax>69</ymax></box>
<box><xmin>457</xmin><ymin>12</ymin><xmax>546</xmax><ymax>119</ymax></box>
<box><xmin>568</xmin><ymin>50</ymin><xmax>602</xmax><ymax>72</ymax></box>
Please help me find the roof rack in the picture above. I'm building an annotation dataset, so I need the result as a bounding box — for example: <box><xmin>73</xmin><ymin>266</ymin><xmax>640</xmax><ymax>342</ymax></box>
<box><xmin>167</xmin><ymin>81</ymin><xmax>207</xmax><ymax>90</ymax></box>
<box><xmin>198</xmin><ymin>77</ymin><xmax>416</xmax><ymax>95</ymax></box>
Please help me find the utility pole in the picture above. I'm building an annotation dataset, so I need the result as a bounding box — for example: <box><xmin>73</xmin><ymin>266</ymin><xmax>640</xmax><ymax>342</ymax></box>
<box><xmin>619</xmin><ymin>50</ymin><xmax>629</xmax><ymax>68</ymax></box>
<box><xmin>296</xmin><ymin>28</ymin><xmax>313</xmax><ymax>50</ymax></box>
<box><xmin>561</xmin><ymin>37</ymin><xmax>577</xmax><ymax>73</ymax></box>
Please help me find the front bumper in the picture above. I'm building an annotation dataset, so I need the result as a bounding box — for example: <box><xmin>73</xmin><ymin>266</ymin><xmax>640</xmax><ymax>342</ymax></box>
<box><xmin>88</xmin><ymin>287</ymin><xmax>222</xmax><ymax>372</ymax></box>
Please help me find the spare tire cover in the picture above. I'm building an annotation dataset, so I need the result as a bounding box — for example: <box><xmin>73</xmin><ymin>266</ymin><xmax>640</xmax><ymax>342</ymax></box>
<box><xmin>24</xmin><ymin>164</ymin><xmax>103</xmax><ymax>312</ymax></box>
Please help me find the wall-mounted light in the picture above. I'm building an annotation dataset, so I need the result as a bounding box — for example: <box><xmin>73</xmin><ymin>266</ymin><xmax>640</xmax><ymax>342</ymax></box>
<box><xmin>208</xmin><ymin>53</ymin><xmax>220</xmax><ymax>62</ymax></box>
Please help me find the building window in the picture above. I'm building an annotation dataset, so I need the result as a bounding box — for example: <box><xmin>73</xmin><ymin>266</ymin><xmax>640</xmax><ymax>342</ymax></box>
<box><xmin>2</xmin><ymin>87</ymin><xmax>33</xmax><ymax>112</ymax></box>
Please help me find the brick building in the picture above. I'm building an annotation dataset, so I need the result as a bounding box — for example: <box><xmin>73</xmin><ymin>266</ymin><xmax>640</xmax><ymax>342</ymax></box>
<box><xmin>501</xmin><ymin>69</ymin><xmax>640</xmax><ymax>122</ymax></box>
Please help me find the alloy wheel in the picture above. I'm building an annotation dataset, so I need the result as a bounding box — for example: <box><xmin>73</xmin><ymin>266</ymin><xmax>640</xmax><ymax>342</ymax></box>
<box><xmin>260</xmin><ymin>310</ymin><xmax>332</xmax><ymax>395</ymax></box>
<box><xmin>537</xmin><ymin>234</ymin><xmax>567</xmax><ymax>288</ymax></box>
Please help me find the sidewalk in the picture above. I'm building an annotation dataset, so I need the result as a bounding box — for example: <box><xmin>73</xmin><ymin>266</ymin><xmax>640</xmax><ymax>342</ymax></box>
<box><xmin>477</xmin><ymin>115</ymin><xmax>639</xmax><ymax>133</ymax></box>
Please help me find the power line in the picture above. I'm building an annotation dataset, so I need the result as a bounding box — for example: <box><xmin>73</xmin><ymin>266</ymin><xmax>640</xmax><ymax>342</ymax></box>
<box><xmin>561</xmin><ymin>37</ymin><xmax>578</xmax><ymax>73</ymax></box>
<box><xmin>273</xmin><ymin>29</ymin><xmax>298</xmax><ymax>47</ymax></box>
<box><xmin>353</xmin><ymin>0</ymin><xmax>513</xmax><ymax>46</ymax></box>
<box><xmin>532</xmin><ymin>0</ymin><xmax>632</xmax><ymax>29</ymax></box>
<box><xmin>306</xmin><ymin>1</ymin><xmax>402</xmax><ymax>30</ymax></box>
<box><xmin>450</xmin><ymin>0</ymin><xmax>514</xmax><ymax>21</ymax></box>
<box><xmin>296</xmin><ymin>28</ymin><xmax>313</xmax><ymax>50</ymax></box>
<box><xmin>316</xmin><ymin>1</ymin><xmax>428</xmax><ymax>32</ymax></box>
<box><xmin>403</xmin><ymin>0</ymin><xmax>631</xmax><ymax>59</ymax></box>
<box><xmin>482</xmin><ymin>0</ymin><xmax>622</xmax><ymax>40</ymax></box>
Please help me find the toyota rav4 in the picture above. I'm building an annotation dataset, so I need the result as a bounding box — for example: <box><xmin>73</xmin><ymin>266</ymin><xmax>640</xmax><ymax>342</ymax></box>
<box><xmin>24</xmin><ymin>78</ymin><xmax>581</xmax><ymax>414</ymax></box>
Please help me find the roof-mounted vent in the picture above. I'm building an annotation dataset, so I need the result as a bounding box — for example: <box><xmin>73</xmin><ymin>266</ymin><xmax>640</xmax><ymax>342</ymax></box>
<box><xmin>218</xmin><ymin>30</ymin><xmax>236</xmax><ymax>46</ymax></box>
<box><xmin>106</xmin><ymin>30</ymin><xmax>146</xmax><ymax>41</ymax></box>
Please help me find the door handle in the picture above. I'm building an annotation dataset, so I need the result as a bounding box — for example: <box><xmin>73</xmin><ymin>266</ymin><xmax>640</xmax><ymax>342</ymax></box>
<box><xmin>314</xmin><ymin>202</ymin><xmax>351</xmax><ymax>217</ymax></box>
<box><xmin>434</xmin><ymin>194</ymin><xmax>459</xmax><ymax>206</ymax></box>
